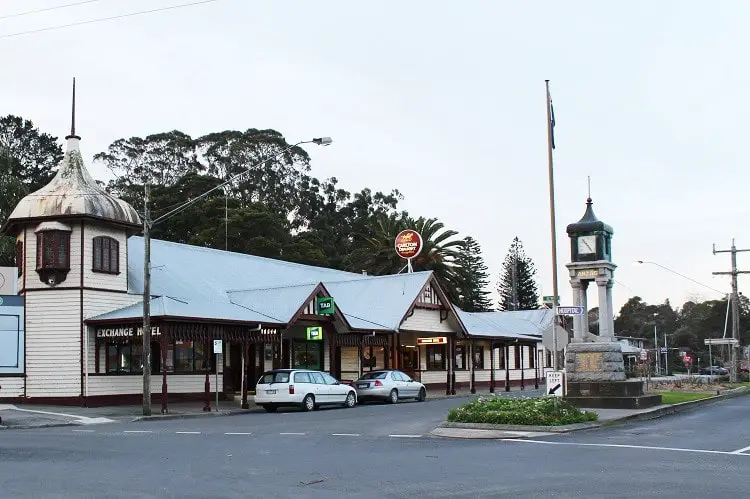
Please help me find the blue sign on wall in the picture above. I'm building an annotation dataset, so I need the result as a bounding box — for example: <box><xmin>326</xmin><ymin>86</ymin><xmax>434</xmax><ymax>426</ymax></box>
<box><xmin>0</xmin><ymin>295</ymin><xmax>24</xmax><ymax>374</ymax></box>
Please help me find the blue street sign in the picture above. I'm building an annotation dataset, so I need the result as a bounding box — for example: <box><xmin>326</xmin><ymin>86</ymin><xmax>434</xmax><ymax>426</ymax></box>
<box><xmin>557</xmin><ymin>306</ymin><xmax>584</xmax><ymax>316</ymax></box>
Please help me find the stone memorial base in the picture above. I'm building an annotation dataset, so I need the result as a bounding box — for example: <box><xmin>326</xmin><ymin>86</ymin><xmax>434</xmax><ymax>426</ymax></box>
<box><xmin>563</xmin><ymin>341</ymin><xmax>662</xmax><ymax>409</ymax></box>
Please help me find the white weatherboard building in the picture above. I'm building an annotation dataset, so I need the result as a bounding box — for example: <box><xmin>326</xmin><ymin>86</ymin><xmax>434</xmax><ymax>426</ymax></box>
<box><xmin>0</xmin><ymin>113</ymin><xmax>553</xmax><ymax>410</ymax></box>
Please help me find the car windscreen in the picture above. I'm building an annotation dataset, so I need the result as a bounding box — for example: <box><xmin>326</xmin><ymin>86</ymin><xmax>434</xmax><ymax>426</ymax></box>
<box><xmin>359</xmin><ymin>371</ymin><xmax>388</xmax><ymax>380</ymax></box>
<box><xmin>259</xmin><ymin>372</ymin><xmax>290</xmax><ymax>384</ymax></box>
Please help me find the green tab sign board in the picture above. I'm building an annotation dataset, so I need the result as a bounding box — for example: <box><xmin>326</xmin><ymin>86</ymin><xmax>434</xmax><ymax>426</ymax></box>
<box><xmin>316</xmin><ymin>297</ymin><xmax>334</xmax><ymax>316</ymax></box>
<box><xmin>306</xmin><ymin>326</ymin><xmax>323</xmax><ymax>341</ymax></box>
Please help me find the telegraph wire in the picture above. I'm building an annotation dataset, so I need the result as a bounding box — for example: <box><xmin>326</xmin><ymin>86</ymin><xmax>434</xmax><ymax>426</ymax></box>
<box><xmin>0</xmin><ymin>0</ymin><xmax>222</xmax><ymax>39</ymax></box>
<box><xmin>0</xmin><ymin>0</ymin><xmax>106</xmax><ymax>21</ymax></box>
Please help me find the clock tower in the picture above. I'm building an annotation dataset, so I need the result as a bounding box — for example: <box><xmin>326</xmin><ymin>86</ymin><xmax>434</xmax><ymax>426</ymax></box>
<box><xmin>565</xmin><ymin>196</ymin><xmax>616</xmax><ymax>341</ymax></box>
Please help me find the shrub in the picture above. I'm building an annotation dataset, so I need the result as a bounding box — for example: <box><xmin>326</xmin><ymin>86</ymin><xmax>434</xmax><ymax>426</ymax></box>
<box><xmin>447</xmin><ymin>396</ymin><xmax>598</xmax><ymax>426</ymax></box>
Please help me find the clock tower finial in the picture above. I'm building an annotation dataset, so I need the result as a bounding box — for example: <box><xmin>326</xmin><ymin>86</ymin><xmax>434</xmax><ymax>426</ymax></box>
<box><xmin>587</xmin><ymin>176</ymin><xmax>591</xmax><ymax>204</ymax></box>
<box><xmin>65</xmin><ymin>77</ymin><xmax>80</xmax><ymax>140</ymax></box>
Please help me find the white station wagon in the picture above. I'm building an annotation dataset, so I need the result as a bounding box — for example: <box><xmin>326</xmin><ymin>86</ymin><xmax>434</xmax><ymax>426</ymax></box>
<box><xmin>254</xmin><ymin>369</ymin><xmax>358</xmax><ymax>412</ymax></box>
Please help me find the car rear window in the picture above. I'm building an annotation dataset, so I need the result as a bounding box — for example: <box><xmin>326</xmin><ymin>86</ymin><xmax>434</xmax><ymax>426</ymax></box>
<box><xmin>360</xmin><ymin>371</ymin><xmax>388</xmax><ymax>380</ymax></box>
<box><xmin>259</xmin><ymin>372</ymin><xmax>289</xmax><ymax>384</ymax></box>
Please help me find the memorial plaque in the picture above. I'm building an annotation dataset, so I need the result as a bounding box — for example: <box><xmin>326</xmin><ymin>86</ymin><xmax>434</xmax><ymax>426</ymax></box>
<box><xmin>575</xmin><ymin>352</ymin><xmax>603</xmax><ymax>372</ymax></box>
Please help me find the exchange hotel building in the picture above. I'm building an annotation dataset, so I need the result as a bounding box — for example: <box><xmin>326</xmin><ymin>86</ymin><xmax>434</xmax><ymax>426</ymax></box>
<box><xmin>0</xmin><ymin>121</ymin><xmax>553</xmax><ymax>411</ymax></box>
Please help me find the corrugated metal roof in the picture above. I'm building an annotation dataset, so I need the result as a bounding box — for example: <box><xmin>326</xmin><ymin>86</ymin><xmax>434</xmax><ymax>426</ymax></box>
<box><xmin>228</xmin><ymin>283</ymin><xmax>320</xmax><ymax>323</ymax></box>
<box><xmin>456</xmin><ymin>308</ymin><xmax>553</xmax><ymax>340</ymax></box>
<box><xmin>323</xmin><ymin>272</ymin><xmax>433</xmax><ymax>331</ymax></box>
<box><xmin>87</xmin><ymin>296</ymin><xmax>275</xmax><ymax>324</ymax></box>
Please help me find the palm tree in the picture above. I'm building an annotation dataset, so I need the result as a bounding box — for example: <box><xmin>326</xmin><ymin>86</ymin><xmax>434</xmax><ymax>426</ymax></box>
<box><xmin>344</xmin><ymin>214</ymin><xmax>463</xmax><ymax>301</ymax></box>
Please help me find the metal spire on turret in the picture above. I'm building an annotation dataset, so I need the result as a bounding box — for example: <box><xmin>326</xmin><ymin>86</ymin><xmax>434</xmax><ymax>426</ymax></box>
<box><xmin>587</xmin><ymin>175</ymin><xmax>592</xmax><ymax>204</ymax></box>
<box><xmin>65</xmin><ymin>77</ymin><xmax>80</xmax><ymax>140</ymax></box>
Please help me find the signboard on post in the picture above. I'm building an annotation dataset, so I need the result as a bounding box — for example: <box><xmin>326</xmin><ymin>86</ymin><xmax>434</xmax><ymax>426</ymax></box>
<box><xmin>212</xmin><ymin>339</ymin><xmax>222</xmax><ymax>412</ymax></box>
<box><xmin>557</xmin><ymin>306</ymin><xmax>584</xmax><ymax>316</ymax></box>
<box><xmin>542</xmin><ymin>295</ymin><xmax>560</xmax><ymax>305</ymax></box>
<box><xmin>542</xmin><ymin>325</ymin><xmax>569</xmax><ymax>352</ymax></box>
<box><xmin>704</xmin><ymin>338</ymin><xmax>739</xmax><ymax>346</ymax></box>
<box><xmin>546</xmin><ymin>371</ymin><xmax>564</xmax><ymax>397</ymax></box>
<box><xmin>394</xmin><ymin>229</ymin><xmax>423</xmax><ymax>273</ymax></box>
<box><xmin>213</xmin><ymin>339</ymin><xmax>223</xmax><ymax>354</ymax></box>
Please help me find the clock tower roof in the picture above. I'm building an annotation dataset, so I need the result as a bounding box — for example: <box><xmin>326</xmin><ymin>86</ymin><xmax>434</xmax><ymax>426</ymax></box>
<box><xmin>566</xmin><ymin>197</ymin><xmax>613</xmax><ymax>236</ymax></box>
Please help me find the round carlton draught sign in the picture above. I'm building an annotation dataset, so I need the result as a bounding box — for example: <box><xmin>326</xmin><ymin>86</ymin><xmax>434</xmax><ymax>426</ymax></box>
<box><xmin>394</xmin><ymin>229</ymin><xmax>423</xmax><ymax>260</ymax></box>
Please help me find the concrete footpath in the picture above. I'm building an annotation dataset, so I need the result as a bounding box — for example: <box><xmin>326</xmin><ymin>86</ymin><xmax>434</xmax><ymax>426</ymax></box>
<box><xmin>430</xmin><ymin>386</ymin><xmax>750</xmax><ymax>439</ymax></box>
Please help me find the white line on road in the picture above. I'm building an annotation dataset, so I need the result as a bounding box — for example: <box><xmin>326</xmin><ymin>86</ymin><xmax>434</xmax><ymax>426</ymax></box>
<box><xmin>225</xmin><ymin>432</ymin><xmax>252</xmax><ymax>435</ymax></box>
<box><xmin>123</xmin><ymin>430</ymin><xmax>153</xmax><ymax>434</ymax></box>
<box><xmin>332</xmin><ymin>433</ymin><xmax>361</xmax><ymax>437</ymax></box>
<box><xmin>279</xmin><ymin>432</ymin><xmax>306</xmax><ymax>435</ymax></box>
<box><xmin>731</xmin><ymin>444</ymin><xmax>750</xmax><ymax>455</ymax></box>
<box><xmin>175</xmin><ymin>431</ymin><xmax>201</xmax><ymax>434</ymax></box>
<box><xmin>388</xmin><ymin>434</ymin><xmax>422</xmax><ymax>438</ymax></box>
<box><xmin>72</xmin><ymin>429</ymin><xmax>95</xmax><ymax>433</ymax></box>
<box><xmin>502</xmin><ymin>439</ymin><xmax>750</xmax><ymax>457</ymax></box>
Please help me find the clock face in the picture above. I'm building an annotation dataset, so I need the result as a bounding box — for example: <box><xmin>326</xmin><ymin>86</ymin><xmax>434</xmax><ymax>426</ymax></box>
<box><xmin>577</xmin><ymin>235</ymin><xmax>596</xmax><ymax>255</ymax></box>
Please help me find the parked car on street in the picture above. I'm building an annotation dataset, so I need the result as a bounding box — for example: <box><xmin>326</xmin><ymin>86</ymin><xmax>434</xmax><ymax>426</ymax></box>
<box><xmin>699</xmin><ymin>366</ymin><xmax>729</xmax><ymax>375</ymax></box>
<box><xmin>353</xmin><ymin>370</ymin><xmax>426</xmax><ymax>404</ymax></box>
<box><xmin>254</xmin><ymin>369</ymin><xmax>357</xmax><ymax>412</ymax></box>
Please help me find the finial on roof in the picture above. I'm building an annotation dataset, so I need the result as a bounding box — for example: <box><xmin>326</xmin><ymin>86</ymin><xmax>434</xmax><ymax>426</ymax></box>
<box><xmin>587</xmin><ymin>176</ymin><xmax>592</xmax><ymax>204</ymax></box>
<box><xmin>65</xmin><ymin>77</ymin><xmax>80</xmax><ymax>140</ymax></box>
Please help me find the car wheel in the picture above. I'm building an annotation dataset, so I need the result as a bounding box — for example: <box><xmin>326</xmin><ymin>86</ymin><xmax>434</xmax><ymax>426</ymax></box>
<box><xmin>301</xmin><ymin>394</ymin><xmax>315</xmax><ymax>412</ymax></box>
<box><xmin>262</xmin><ymin>404</ymin><xmax>277</xmax><ymax>413</ymax></box>
<box><xmin>344</xmin><ymin>391</ymin><xmax>356</xmax><ymax>408</ymax></box>
<box><xmin>388</xmin><ymin>389</ymin><xmax>398</xmax><ymax>404</ymax></box>
<box><xmin>416</xmin><ymin>388</ymin><xmax>426</xmax><ymax>402</ymax></box>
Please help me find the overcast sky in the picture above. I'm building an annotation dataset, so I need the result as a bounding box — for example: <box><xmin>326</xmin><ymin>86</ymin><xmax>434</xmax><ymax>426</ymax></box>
<box><xmin>1</xmin><ymin>0</ymin><xmax>747</xmax><ymax>313</ymax></box>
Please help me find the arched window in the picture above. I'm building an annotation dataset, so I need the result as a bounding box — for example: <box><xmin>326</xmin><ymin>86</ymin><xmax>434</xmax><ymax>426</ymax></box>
<box><xmin>15</xmin><ymin>240</ymin><xmax>23</xmax><ymax>277</ymax></box>
<box><xmin>92</xmin><ymin>236</ymin><xmax>119</xmax><ymax>274</ymax></box>
<box><xmin>35</xmin><ymin>225</ymin><xmax>72</xmax><ymax>285</ymax></box>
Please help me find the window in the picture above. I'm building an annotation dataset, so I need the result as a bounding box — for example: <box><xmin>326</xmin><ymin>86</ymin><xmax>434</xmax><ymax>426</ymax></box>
<box><xmin>426</xmin><ymin>345</ymin><xmax>446</xmax><ymax>370</ymax></box>
<box><xmin>473</xmin><ymin>346</ymin><xmax>485</xmax><ymax>369</ymax></box>
<box><xmin>528</xmin><ymin>346</ymin><xmax>535</xmax><ymax>369</ymax></box>
<box><xmin>102</xmin><ymin>340</ymin><xmax>213</xmax><ymax>375</ymax></box>
<box><xmin>321</xmin><ymin>373</ymin><xmax>339</xmax><ymax>385</ymax></box>
<box><xmin>15</xmin><ymin>241</ymin><xmax>23</xmax><ymax>277</ymax></box>
<box><xmin>310</xmin><ymin>372</ymin><xmax>325</xmax><ymax>384</ymax></box>
<box><xmin>107</xmin><ymin>344</ymin><xmax>143</xmax><ymax>373</ymax></box>
<box><xmin>546</xmin><ymin>351</ymin><xmax>552</xmax><ymax>367</ymax></box>
<box><xmin>260</xmin><ymin>371</ymin><xmax>289</xmax><ymax>384</ymax></box>
<box><xmin>36</xmin><ymin>231</ymin><xmax>70</xmax><ymax>270</ymax></box>
<box><xmin>294</xmin><ymin>372</ymin><xmax>312</xmax><ymax>383</ymax></box>
<box><xmin>92</xmin><ymin>236</ymin><xmax>119</xmax><ymax>273</ymax></box>
<box><xmin>497</xmin><ymin>346</ymin><xmax>506</xmax><ymax>370</ymax></box>
<box><xmin>454</xmin><ymin>344</ymin><xmax>467</xmax><ymax>370</ymax></box>
<box><xmin>514</xmin><ymin>346</ymin><xmax>522</xmax><ymax>369</ymax></box>
<box><xmin>360</xmin><ymin>371</ymin><xmax>388</xmax><ymax>380</ymax></box>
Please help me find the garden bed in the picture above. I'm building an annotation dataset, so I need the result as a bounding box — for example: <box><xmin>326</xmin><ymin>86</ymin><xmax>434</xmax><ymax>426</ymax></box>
<box><xmin>657</xmin><ymin>391</ymin><xmax>713</xmax><ymax>405</ymax></box>
<box><xmin>447</xmin><ymin>396</ymin><xmax>598</xmax><ymax>426</ymax></box>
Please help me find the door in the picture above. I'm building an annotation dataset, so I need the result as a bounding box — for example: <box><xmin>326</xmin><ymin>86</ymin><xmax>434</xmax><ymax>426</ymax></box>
<box><xmin>310</xmin><ymin>371</ymin><xmax>331</xmax><ymax>403</ymax></box>
<box><xmin>293</xmin><ymin>340</ymin><xmax>323</xmax><ymax>371</ymax></box>
<box><xmin>392</xmin><ymin>371</ymin><xmax>413</xmax><ymax>397</ymax></box>
<box><xmin>322</xmin><ymin>372</ymin><xmax>347</xmax><ymax>403</ymax></box>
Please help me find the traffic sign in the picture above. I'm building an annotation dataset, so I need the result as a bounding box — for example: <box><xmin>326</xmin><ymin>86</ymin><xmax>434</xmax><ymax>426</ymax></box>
<box><xmin>213</xmin><ymin>339</ymin><xmax>223</xmax><ymax>354</ymax></box>
<box><xmin>543</xmin><ymin>295</ymin><xmax>560</xmax><ymax>305</ymax></box>
<box><xmin>546</xmin><ymin>371</ymin><xmax>564</xmax><ymax>397</ymax></box>
<box><xmin>542</xmin><ymin>324</ymin><xmax>569</xmax><ymax>352</ymax></box>
<box><xmin>704</xmin><ymin>338</ymin><xmax>739</xmax><ymax>346</ymax></box>
<box><xmin>557</xmin><ymin>306</ymin><xmax>584</xmax><ymax>316</ymax></box>
<box><xmin>640</xmin><ymin>349</ymin><xmax>648</xmax><ymax>361</ymax></box>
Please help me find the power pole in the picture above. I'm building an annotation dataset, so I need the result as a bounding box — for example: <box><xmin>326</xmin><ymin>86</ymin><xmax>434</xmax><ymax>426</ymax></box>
<box><xmin>142</xmin><ymin>182</ymin><xmax>152</xmax><ymax>416</ymax></box>
<box><xmin>712</xmin><ymin>239</ymin><xmax>749</xmax><ymax>383</ymax></box>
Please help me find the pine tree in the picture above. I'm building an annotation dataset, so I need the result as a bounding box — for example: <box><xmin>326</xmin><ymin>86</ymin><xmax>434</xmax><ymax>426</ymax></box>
<box><xmin>497</xmin><ymin>237</ymin><xmax>540</xmax><ymax>311</ymax></box>
<box><xmin>454</xmin><ymin>236</ymin><xmax>493</xmax><ymax>312</ymax></box>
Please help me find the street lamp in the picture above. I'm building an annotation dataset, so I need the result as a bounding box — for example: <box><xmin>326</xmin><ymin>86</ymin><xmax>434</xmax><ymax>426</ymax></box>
<box><xmin>141</xmin><ymin>137</ymin><xmax>333</xmax><ymax>416</ymax></box>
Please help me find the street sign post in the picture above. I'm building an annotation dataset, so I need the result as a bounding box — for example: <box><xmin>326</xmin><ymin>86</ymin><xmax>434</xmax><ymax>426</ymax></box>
<box><xmin>556</xmin><ymin>306</ymin><xmax>584</xmax><ymax>316</ymax></box>
<box><xmin>704</xmin><ymin>338</ymin><xmax>739</xmax><ymax>346</ymax></box>
<box><xmin>543</xmin><ymin>324</ymin><xmax>569</xmax><ymax>352</ymax></box>
<box><xmin>546</xmin><ymin>371</ymin><xmax>564</xmax><ymax>397</ymax></box>
<box><xmin>213</xmin><ymin>339</ymin><xmax>222</xmax><ymax>411</ymax></box>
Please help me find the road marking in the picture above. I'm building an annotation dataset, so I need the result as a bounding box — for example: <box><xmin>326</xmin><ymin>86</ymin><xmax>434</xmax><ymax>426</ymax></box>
<box><xmin>123</xmin><ymin>430</ymin><xmax>152</xmax><ymax>434</ymax></box>
<box><xmin>175</xmin><ymin>431</ymin><xmax>201</xmax><ymax>434</ymax></box>
<box><xmin>4</xmin><ymin>406</ymin><xmax>115</xmax><ymax>425</ymax></box>
<box><xmin>279</xmin><ymin>432</ymin><xmax>306</xmax><ymax>435</ymax></box>
<box><xmin>225</xmin><ymin>432</ymin><xmax>252</xmax><ymax>435</ymax></box>
<box><xmin>502</xmin><ymin>439</ymin><xmax>750</xmax><ymax>457</ymax></box>
<box><xmin>731</xmin><ymin>444</ymin><xmax>750</xmax><ymax>455</ymax></box>
<box><xmin>332</xmin><ymin>433</ymin><xmax>360</xmax><ymax>437</ymax></box>
<box><xmin>388</xmin><ymin>434</ymin><xmax>422</xmax><ymax>438</ymax></box>
<box><xmin>72</xmin><ymin>429</ymin><xmax>95</xmax><ymax>433</ymax></box>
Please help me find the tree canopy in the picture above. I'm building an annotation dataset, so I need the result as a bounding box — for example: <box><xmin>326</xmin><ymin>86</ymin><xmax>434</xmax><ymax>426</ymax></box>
<box><xmin>496</xmin><ymin>237</ymin><xmax>540</xmax><ymax>310</ymax></box>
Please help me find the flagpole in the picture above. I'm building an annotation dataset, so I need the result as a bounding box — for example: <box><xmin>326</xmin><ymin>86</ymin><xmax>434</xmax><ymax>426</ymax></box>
<box><xmin>545</xmin><ymin>79</ymin><xmax>561</xmax><ymax>371</ymax></box>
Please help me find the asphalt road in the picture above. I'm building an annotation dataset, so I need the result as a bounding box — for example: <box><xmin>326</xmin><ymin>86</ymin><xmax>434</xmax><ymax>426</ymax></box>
<box><xmin>1</xmin><ymin>395</ymin><xmax>749</xmax><ymax>498</ymax></box>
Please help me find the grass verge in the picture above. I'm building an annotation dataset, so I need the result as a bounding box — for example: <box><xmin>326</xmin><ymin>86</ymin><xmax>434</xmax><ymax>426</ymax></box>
<box><xmin>447</xmin><ymin>396</ymin><xmax>598</xmax><ymax>426</ymax></box>
<box><xmin>658</xmin><ymin>391</ymin><xmax>713</xmax><ymax>405</ymax></box>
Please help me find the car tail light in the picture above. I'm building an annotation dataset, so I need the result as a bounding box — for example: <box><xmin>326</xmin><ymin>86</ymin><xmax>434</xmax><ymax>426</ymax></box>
<box><xmin>289</xmin><ymin>385</ymin><xmax>295</xmax><ymax>394</ymax></box>
<box><xmin>374</xmin><ymin>380</ymin><xmax>383</xmax><ymax>387</ymax></box>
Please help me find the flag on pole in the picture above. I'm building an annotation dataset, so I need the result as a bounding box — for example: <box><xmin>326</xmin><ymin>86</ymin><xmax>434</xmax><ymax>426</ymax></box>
<box><xmin>550</xmin><ymin>100</ymin><xmax>556</xmax><ymax>150</ymax></box>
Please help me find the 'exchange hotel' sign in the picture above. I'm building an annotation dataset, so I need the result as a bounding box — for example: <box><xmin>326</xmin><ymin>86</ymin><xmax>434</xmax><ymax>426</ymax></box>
<box><xmin>95</xmin><ymin>325</ymin><xmax>161</xmax><ymax>339</ymax></box>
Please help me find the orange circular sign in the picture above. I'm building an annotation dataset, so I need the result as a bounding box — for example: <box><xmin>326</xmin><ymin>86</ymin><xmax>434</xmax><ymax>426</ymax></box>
<box><xmin>394</xmin><ymin>229</ymin><xmax>423</xmax><ymax>260</ymax></box>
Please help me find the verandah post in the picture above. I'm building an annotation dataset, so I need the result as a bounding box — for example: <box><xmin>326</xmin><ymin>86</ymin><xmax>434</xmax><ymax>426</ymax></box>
<box><xmin>469</xmin><ymin>339</ymin><xmax>476</xmax><ymax>394</ymax></box>
<box><xmin>489</xmin><ymin>342</ymin><xmax>495</xmax><ymax>393</ymax></box>
<box><xmin>505</xmin><ymin>342</ymin><xmax>511</xmax><ymax>392</ymax></box>
<box><xmin>241</xmin><ymin>340</ymin><xmax>249</xmax><ymax>409</ymax></box>
<box><xmin>203</xmin><ymin>339</ymin><xmax>211</xmax><ymax>412</ymax></box>
<box><xmin>160</xmin><ymin>327</ymin><xmax>168</xmax><ymax>414</ymax></box>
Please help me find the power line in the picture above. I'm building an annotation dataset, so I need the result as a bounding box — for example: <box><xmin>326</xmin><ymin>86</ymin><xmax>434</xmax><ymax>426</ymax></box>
<box><xmin>0</xmin><ymin>0</ymin><xmax>222</xmax><ymax>40</ymax></box>
<box><xmin>0</xmin><ymin>0</ymin><xmax>106</xmax><ymax>21</ymax></box>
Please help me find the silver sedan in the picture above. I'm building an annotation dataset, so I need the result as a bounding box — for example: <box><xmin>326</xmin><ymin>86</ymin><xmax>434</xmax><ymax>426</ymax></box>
<box><xmin>353</xmin><ymin>370</ymin><xmax>426</xmax><ymax>404</ymax></box>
